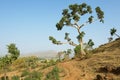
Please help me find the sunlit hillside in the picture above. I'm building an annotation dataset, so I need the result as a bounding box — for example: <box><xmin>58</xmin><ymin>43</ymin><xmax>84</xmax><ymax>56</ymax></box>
<box><xmin>0</xmin><ymin>38</ymin><xmax>120</xmax><ymax>80</ymax></box>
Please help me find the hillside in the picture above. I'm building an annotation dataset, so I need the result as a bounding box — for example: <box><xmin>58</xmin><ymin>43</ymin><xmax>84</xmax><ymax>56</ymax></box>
<box><xmin>0</xmin><ymin>38</ymin><xmax>120</xmax><ymax>80</ymax></box>
<box><xmin>43</xmin><ymin>38</ymin><xmax>120</xmax><ymax>80</ymax></box>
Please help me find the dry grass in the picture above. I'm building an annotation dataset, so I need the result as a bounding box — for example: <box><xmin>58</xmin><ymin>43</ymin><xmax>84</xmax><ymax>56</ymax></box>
<box><xmin>0</xmin><ymin>38</ymin><xmax>120</xmax><ymax>80</ymax></box>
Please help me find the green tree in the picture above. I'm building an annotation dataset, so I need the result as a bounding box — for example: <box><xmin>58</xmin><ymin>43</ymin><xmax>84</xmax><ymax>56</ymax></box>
<box><xmin>57</xmin><ymin>49</ymin><xmax>72</xmax><ymax>61</ymax></box>
<box><xmin>64</xmin><ymin>49</ymin><xmax>72</xmax><ymax>60</ymax></box>
<box><xmin>0</xmin><ymin>43</ymin><xmax>20</xmax><ymax>80</ymax></box>
<box><xmin>7</xmin><ymin>43</ymin><xmax>20</xmax><ymax>61</ymax></box>
<box><xmin>57</xmin><ymin>51</ymin><xmax>64</xmax><ymax>62</ymax></box>
<box><xmin>49</xmin><ymin>3</ymin><xmax>104</xmax><ymax>56</ymax></box>
<box><xmin>85</xmin><ymin>39</ymin><xmax>94</xmax><ymax>50</ymax></box>
<box><xmin>110</xmin><ymin>28</ymin><xmax>120</xmax><ymax>38</ymax></box>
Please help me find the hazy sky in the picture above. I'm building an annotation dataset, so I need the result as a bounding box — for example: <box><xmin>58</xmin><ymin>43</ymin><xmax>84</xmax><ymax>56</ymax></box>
<box><xmin>0</xmin><ymin>0</ymin><xmax>120</xmax><ymax>56</ymax></box>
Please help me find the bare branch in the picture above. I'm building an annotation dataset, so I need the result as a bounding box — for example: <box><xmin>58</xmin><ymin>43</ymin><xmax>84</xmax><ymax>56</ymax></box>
<box><xmin>68</xmin><ymin>41</ymin><xmax>77</xmax><ymax>46</ymax></box>
<box><xmin>59</xmin><ymin>41</ymin><xmax>77</xmax><ymax>46</ymax></box>
<box><xmin>74</xmin><ymin>22</ymin><xmax>80</xmax><ymax>29</ymax></box>
<box><xmin>80</xmin><ymin>19</ymin><xmax>98</xmax><ymax>28</ymax></box>
<box><xmin>60</xmin><ymin>42</ymin><xmax>68</xmax><ymax>44</ymax></box>
<box><xmin>64</xmin><ymin>23</ymin><xmax>79</xmax><ymax>30</ymax></box>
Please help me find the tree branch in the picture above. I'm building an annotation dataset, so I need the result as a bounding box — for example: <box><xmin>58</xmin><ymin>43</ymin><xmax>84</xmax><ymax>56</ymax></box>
<box><xmin>68</xmin><ymin>41</ymin><xmax>77</xmax><ymax>46</ymax></box>
<box><xmin>80</xmin><ymin>19</ymin><xmax>98</xmax><ymax>28</ymax></box>
<box><xmin>115</xmin><ymin>33</ymin><xmax>120</xmax><ymax>38</ymax></box>
<box><xmin>64</xmin><ymin>23</ymin><xmax>79</xmax><ymax>30</ymax></box>
<box><xmin>59</xmin><ymin>41</ymin><xmax>77</xmax><ymax>46</ymax></box>
<box><xmin>69</xmin><ymin>23</ymin><xmax>78</xmax><ymax>29</ymax></box>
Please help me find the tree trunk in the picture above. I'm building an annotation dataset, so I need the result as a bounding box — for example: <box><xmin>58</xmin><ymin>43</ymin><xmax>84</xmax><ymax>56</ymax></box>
<box><xmin>58</xmin><ymin>52</ymin><xmax>61</xmax><ymax>62</ymax></box>
<box><xmin>80</xmin><ymin>38</ymin><xmax>86</xmax><ymax>55</ymax></box>
<box><xmin>64</xmin><ymin>54</ymin><xmax>69</xmax><ymax>61</ymax></box>
<box><xmin>115</xmin><ymin>33</ymin><xmax>120</xmax><ymax>38</ymax></box>
<box><xmin>77</xmin><ymin>28</ymin><xmax>86</xmax><ymax>56</ymax></box>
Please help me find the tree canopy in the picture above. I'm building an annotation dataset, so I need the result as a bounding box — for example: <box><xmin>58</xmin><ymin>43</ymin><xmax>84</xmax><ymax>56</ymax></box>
<box><xmin>49</xmin><ymin>3</ymin><xmax>104</xmax><ymax>57</ymax></box>
<box><xmin>7</xmin><ymin>43</ymin><xmax>20</xmax><ymax>61</ymax></box>
<box><xmin>110</xmin><ymin>28</ymin><xmax>120</xmax><ymax>38</ymax></box>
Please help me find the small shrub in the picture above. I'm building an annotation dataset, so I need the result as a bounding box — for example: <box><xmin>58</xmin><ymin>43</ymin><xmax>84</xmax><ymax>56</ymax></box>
<box><xmin>11</xmin><ymin>75</ymin><xmax>20</xmax><ymax>80</ymax></box>
<box><xmin>24</xmin><ymin>77</ymin><xmax>31</xmax><ymax>80</ymax></box>
<box><xmin>41</xmin><ymin>59</ymin><xmax>57</xmax><ymax>69</ymax></box>
<box><xmin>21</xmin><ymin>70</ymin><xmax>30</xmax><ymax>77</ymax></box>
<box><xmin>24</xmin><ymin>71</ymin><xmax>43</xmax><ymax>80</ymax></box>
<box><xmin>1</xmin><ymin>76</ymin><xmax>9</xmax><ymax>80</ymax></box>
<box><xmin>41</xmin><ymin>65</ymin><xmax>47</xmax><ymax>69</ymax></box>
<box><xmin>74</xmin><ymin>45</ymin><xmax>81</xmax><ymax>58</ymax></box>
<box><xmin>31</xmin><ymin>71</ymin><xmax>43</xmax><ymax>80</ymax></box>
<box><xmin>45</xmin><ymin>66</ymin><xmax>59</xmax><ymax>80</ymax></box>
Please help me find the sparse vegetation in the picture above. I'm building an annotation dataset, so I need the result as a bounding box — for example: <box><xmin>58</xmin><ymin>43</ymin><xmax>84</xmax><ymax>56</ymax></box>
<box><xmin>0</xmin><ymin>43</ymin><xmax>20</xmax><ymax>80</ymax></box>
<box><xmin>21</xmin><ymin>70</ymin><xmax>30</xmax><ymax>77</ymax></box>
<box><xmin>42</xmin><ymin>59</ymin><xmax>57</xmax><ymax>69</ymax></box>
<box><xmin>23</xmin><ymin>71</ymin><xmax>43</xmax><ymax>80</ymax></box>
<box><xmin>57</xmin><ymin>51</ymin><xmax>64</xmax><ymax>62</ymax></box>
<box><xmin>11</xmin><ymin>75</ymin><xmax>20</xmax><ymax>80</ymax></box>
<box><xmin>0</xmin><ymin>32</ymin><xmax>120</xmax><ymax>80</ymax></box>
<box><xmin>0</xmin><ymin>1</ymin><xmax>120</xmax><ymax>80</ymax></box>
<box><xmin>63</xmin><ymin>49</ymin><xmax>72</xmax><ymax>60</ymax></box>
<box><xmin>45</xmin><ymin>66</ymin><xmax>59</xmax><ymax>80</ymax></box>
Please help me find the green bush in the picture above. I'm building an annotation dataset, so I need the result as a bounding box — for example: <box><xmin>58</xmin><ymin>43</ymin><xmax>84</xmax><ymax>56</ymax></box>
<box><xmin>41</xmin><ymin>59</ymin><xmax>57</xmax><ymax>69</ymax></box>
<box><xmin>45</xmin><ymin>66</ymin><xmax>59</xmax><ymax>80</ymax></box>
<box><xmin>31</xmin><ymin>71</ymin><xmax>43</xmax><ymax>80</ymax></box>
<box><xmin>24</xmin><ymin>71</ymin><xmax>43</xmax><ymax>80</ymax></box>
<box><xmin>1</xmin><ymin>76</ymin><xmax>9</xmax><ymax>80</ymax></box>
<box><xmin>74</xmin><ymin>45</ymin><xmax>81</xmax><ymax>58</ymax></box>
<box><xmin>24</xmin><ymin>77</ymin><xmax>31</xmax><ymax>80</ymax></box>
<box><xmin>11</xmin><ymin>75</ymin><xmax>20</xmax><ymax>80</ymax></box>
<box><xmin>21</xmin><ymin>70</ymin><xmax>30</xmax><ymax>77</ymax></box>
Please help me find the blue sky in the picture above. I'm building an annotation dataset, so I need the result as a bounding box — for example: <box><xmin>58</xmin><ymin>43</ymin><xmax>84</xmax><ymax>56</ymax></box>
<box><xmin>0</xmin><ymin>0</ymin><xmax>120</xmax><ymax>56</ymax></box>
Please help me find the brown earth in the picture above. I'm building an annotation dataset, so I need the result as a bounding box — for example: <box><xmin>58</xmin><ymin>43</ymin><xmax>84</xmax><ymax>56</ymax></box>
<box><xmin>0</xmin><ymin>38</ymin><xmax>120</xmax><ymax>80</ymax></box>
<box><xmin>44</xmin><ymin>38</ymin><xmax>120</xmax><ymax>80</ymax></box>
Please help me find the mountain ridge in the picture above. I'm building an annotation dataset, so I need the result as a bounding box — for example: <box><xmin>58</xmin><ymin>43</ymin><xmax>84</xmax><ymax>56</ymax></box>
<box><xmin>20</xmin><ymin>50</ymin><xmax>58</xmax><ymax>58</ymax></box>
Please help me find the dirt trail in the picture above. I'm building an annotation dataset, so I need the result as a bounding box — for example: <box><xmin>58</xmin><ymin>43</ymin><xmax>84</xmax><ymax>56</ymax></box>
<box><xmin>58</xmin><ymin>60</ymin><xmax>94</xmax><ymax>80</ymax></box>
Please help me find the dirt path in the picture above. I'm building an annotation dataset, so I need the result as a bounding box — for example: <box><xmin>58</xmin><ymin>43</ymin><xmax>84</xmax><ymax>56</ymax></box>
<box><xmin>58</xmin><ymin>60</ymin><xmax>84</xmax><ymax>80</ymax></box>
<box><xmin>58</xmin><ymin>60</ymin><xmax>94</xmax><ymax>80</ymax></box>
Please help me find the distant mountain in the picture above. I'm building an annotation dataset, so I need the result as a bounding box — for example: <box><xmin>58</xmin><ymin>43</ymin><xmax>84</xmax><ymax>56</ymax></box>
<box><xmin>20</xmin><ymin>50</ymin><xmax>58</xmax><ymax>58</ymax></box>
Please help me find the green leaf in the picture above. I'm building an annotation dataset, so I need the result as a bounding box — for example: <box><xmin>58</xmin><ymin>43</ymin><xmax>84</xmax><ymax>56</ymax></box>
<box><xmin>62</xmin><ymin>9</ymin><xmax>69</xmax><ymax>16</ymax></box>
<box><xmin>73</xmin><ymin>14</ymin><xmax>80</xmax><ymax>21</ymax></box>
<box><xmin>7</xmin><ymin>43</ymin><xmax>20</xmax><ymax>61</ymax></box>
<box><xmin>88</xmin><ymin>39</ymin><xmax>94</xmax><ymax>47</ymax></box>
<box><xmin>88</xmin><ymin>16</ymin><xmax>94</xmax><ymax>23</ymax></box>
<box><xmin>95</xmin><ymin>7</ymin><xmax>104</xmax><ymax>23</ymax></box>
<box><xmin>49</xmin><ymin>36</ymin><xmax>62</xmax><ymax>45</ymax></box>
<box><xmin>77</xmin><ymin>31</ymin><xmax>85</xmax><ymax>41</ymax></box>
<box><xmin>82</xmin><ymin>3</ymin><xmax>87</xmax><ymax>8</ymax></box>
<box><xmin>64</xmin><ymin>33</ymin><xmax>71</xmax><ymax>41</ymax></box>
<box><xmin>56</xmin><ymin>23</ymin><xmax>63</xmax><ymax>30</ymax></box>
<box><xmin>110</xmin><ymin>28</ymin><xmax>117</xmax><ymax>36</ymax></box>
